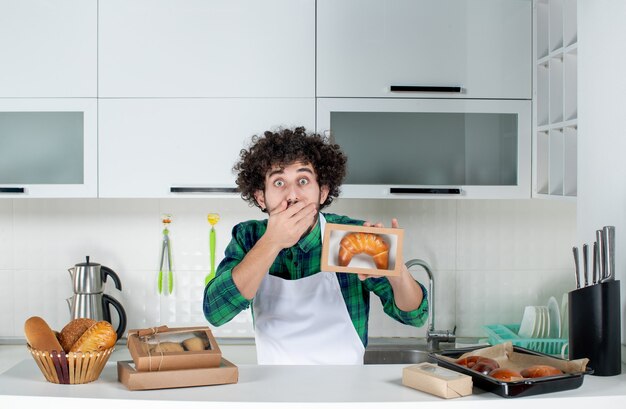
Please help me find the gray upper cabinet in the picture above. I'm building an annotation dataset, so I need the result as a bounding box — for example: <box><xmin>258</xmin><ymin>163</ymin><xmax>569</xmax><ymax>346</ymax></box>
<box><xmin>0</xmin><ymin>0</ymin><xmax>97</xmax><ymax>97</ymax></box>
<box><xmin>98</xmin><ymin>0</ymin><xmax>315</xmax><ymax>98</ymax></box>
<box><xmin>317</xmin><ymin>0</ymin><xmax>532</xmax><ymax>99</ymax></box>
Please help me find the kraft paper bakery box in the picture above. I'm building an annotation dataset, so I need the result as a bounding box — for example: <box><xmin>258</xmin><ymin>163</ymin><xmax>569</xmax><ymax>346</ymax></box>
<box><xmin>118</xmin><ymin>358</ymin><xmax>238</xmax><ymax>390</ymax></box>
<box><xmin>402</xmin><ymin>362</ymin><xmax>473</xmax><ymax>399</ymax></box>
<box><xmin>127</xmin><ymin>325</ymin><xmax>222</xmax><ymax>371</ymax></box>
<box><xmin>321</xmin><ymin>223</ymin><xmax>404</xmax><ymax>277</ymax></box>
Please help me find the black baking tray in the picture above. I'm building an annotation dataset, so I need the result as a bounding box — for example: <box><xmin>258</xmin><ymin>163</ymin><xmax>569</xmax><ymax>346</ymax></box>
<box><xmin>429</xmin><ymin>345</ymin><xmax>593</xmax><ymax>398</ymax></box>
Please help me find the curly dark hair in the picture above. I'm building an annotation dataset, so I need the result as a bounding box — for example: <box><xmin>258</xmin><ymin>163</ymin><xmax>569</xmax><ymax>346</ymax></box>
<box><xmin>234</xmin><ymin>126</ymin><xmax>347</xmax><ymax>210</ymax></box>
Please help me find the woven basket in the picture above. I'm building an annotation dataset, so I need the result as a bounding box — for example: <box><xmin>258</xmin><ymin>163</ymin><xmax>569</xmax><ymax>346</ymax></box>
<box><xmin>27</xmin><ymin>346</ymin><xmax>114</xmax><ymax>384</ymax></box>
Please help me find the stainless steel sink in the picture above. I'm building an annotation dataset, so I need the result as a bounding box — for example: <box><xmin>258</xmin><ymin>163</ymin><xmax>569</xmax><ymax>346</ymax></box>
<box><xmin>363</xmin><ymin>346</ymin><xmax>433</xmax><ymax>365</ymax></box>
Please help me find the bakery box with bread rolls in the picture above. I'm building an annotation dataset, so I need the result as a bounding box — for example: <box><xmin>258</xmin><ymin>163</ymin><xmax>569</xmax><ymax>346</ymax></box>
<box><xmin>321</xmin><ymin>223</ymin><xmax>404</xmax><ymax>277</ymax></box>
<box><xmin>120</xmin><ymin>325</ymin><xmax>238</xmax><ymax>390</ymax></box>
<box><xmin>429</xmin><ymin>342</ymin><xmax>593</xmax><ymax>398</ymax></box>
<box><xmin>127</xmin><ymin>325</ymin><xmax>222</xmax><ymax>371</ymax></box>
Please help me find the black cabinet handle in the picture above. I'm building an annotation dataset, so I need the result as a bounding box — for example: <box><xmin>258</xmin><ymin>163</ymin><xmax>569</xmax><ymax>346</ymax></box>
<box><xmin>170</xmin><ymin>187</ymin><xmax>239</xmax><ymax>194</ymax></box>
<box><xmin>390</xmin><ymin>85</ymin><xmax>462</xmax><ymax>93</ymax></box>
<box><xmin>0</xmin><ymin>187</ymin><xmax>25</xmax><ymax>193</ymax></box>
<box><xmin>390</xmin><ymin>188</ymin><xmax>461</xmax><ymax>195</ymax></box>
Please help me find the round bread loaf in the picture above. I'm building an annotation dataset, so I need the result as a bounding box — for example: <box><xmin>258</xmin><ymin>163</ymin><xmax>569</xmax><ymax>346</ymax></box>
<box><xmin>151</xmin><ymin>341</ymin><xmax>185</xmax><ymax>353</ymax></box>
<box><xmin>59</xmin><ymin>318</ymin><xmax>96</xmax><ymax>353</ymax></box>
<box><xmin>488</xmin><ymin>368</ymin><xmax>523</xmax><ymax>381</ymax></box>
<box><xmin>182</xmin><ymin>336</ymin><xmax>208</xmax><ymax>351</ymax></box>
<box><xmin>520</xmin><ymin>364</ymin><xmax>562</xmax><ymax>378</ymax></box>
<box><xmin>24</xmin><ymin>316</ymin><xmax>64</xmax><ymax>352</ymax></box>
<box><xmin>70</xmin><ymin>321</ymin><xmax>117</xmax><ymax>352</ymax></box>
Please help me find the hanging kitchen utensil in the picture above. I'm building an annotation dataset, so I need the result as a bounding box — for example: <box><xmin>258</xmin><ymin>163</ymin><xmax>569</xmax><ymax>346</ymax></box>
<box><xmin>205</xmin><ymin>213</ymin><xmax>220</xmax><ymax>286</ymax></box>
<box><xmin>158</xmin><ymin>214</ymin><xmax>174</xmax><ymax>295</ymax></box>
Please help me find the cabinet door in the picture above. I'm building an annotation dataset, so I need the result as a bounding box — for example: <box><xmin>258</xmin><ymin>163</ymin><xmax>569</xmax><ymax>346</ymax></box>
<box><xmin>0</xmin><ymin>0</ymin><xmax>97</xmax><ymax>97</ymax></box>
<box><xmin>317</xmin><ymin>98</ymin><xmax>531</xmax><ymax>199</ymax></box>
<box><xmin>99</xmin><ymin>98</ymin><xmax>315</xmax><ymax>198</ymax></box>
<box><xmin>99</xmin><ymin>0</ymin><xmax>315</xmax><ymax>98</ymax></box>
<box><xmin>317</xmin><ymin>0</ymin><xmax>531</xmax><ymax>99</ymax></box>
<box><xmin>0</xmin><ymin>99</ymin><xmax>98</xmax><ymax>197</ymax></box>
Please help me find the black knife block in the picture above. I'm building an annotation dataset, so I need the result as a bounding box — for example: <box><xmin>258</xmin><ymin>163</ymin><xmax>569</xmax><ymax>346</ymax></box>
<box><xmin>568</xmin><ymin>280</ymin><xmax>621</xmax><ymax>376</ymax></box>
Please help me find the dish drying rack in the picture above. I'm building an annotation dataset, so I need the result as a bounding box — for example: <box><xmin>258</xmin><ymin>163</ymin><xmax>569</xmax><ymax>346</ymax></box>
<box><xmin>483</xmin><ymin>324</ymin><xmax>568</xmax><ymax>356</ymax></box>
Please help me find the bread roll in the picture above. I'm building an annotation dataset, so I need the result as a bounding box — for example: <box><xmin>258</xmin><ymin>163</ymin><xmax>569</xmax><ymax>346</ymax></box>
<box><xmin>455</xmin><ymin>355</ymin><xmax>481</xmax><ymax>368</ymax></box>
<box><xmin>520</xmin><ymin>365</ymin><xmax>562</xmax><ymax>378</ymax></box>
<box><xmin>58</xmin><ymin>318</ymin><xmax>96</xmax><ymax>353</ymax></box>
<box><xmin>24</xmin><ymin>316</ymin><xmax>64</xmax><ymax>352</ymax></box>
<box><xmin>150</xmin><ymin>341</ymin><xmax>185</xmax><ymax>353</ymax></box>
<box><xmin>182</xmin><ymin>336</ymin><xmax>208</xmax><ymax>351</ymax></box>
<box><xmin>70</xmin><ymin>321</ymin><xmax>117</xmax><ymax>352</ymax></box>
<box><xmin>472</xmin><ymin>357</ymin><xmax>500</xmax><ymax>375</ymax></box>
<box><xmin>338</xmin><ymin>232</ymin><xmax>390</xmax><ymax>269</ymax></box>
<box><xmin>488</xmin><ymin>368</ymin><xmax>523</xmax><ymax>381</ymax></box>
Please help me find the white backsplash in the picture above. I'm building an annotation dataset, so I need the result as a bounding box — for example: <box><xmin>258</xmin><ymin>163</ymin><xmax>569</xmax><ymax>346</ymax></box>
<box><xmin>0</xmin><ymin>198</ymin><xmax>576</xmax><ymax>341</ymax></box>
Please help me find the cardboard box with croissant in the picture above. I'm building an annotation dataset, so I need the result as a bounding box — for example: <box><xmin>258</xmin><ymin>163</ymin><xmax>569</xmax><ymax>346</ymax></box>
<box><xmin>321</xmin><ymin>223</ymin><xmax>404</xmax><ymax>277</ymax></box>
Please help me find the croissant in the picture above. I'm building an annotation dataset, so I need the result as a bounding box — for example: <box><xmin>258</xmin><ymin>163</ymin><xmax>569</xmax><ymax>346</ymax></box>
<box><xmin>338</xmin><ymin>232</ymin><xmax>390</xmax><ymax>270</ymax></box>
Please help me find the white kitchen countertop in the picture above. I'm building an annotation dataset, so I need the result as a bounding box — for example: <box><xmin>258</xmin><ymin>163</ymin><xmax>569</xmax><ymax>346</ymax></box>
<box><xmin>1</xmin><ymin>344</ymin><xmax>626</xmax><ymax>408</ymax></box>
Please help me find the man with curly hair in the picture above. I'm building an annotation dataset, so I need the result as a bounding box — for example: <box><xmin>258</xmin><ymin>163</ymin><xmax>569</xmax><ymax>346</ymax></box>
<box><xmin>203</xmin><ymin>127</ymin><xmax>428</xmax><ymax>364</ymax></box>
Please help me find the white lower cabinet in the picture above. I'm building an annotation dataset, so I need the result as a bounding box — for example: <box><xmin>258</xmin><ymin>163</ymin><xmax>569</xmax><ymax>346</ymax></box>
<box><xmin>98</xmin><ymin>98</ymin><xmax>315</xmax><ymax>198</ymax></box>
<box><xmin>0</xmin><ymin>98</ymin><xmax>98</xmax><ymax>198</ymax></box>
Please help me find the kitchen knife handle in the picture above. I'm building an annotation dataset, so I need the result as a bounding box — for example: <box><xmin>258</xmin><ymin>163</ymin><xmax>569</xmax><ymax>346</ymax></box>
<box><xmin>0</xmin><ymin>187</ymin><xmax>25</xmax><ymax>193</ymax></box>
<box><xmin>572</xmin><ymin>246</ymin><xmax>581</xmax><ymax>289</ymax></box>
<box><xmin>582</xmin><ymin>244</ymin><xmax>589</xmax><ymax>287</ymax></box>
<box><xmin>390</xmin><ymin>85</ymin><xmax>463</xmax><ymax>93</ymax></box>
<box><xmin>593</xmin><ymin>241</ymin><xmax>599</xmax><ymax>284</ymax></box>
<box><xmin>170</xmin><ymin>187</ymin><xmax>238</xmax><ymax>194</ymax></box>
<box><xmin>596</xmin><ymin>229</ymin><xmax>607</xmax><ymax>281</ymax></box>
<box><xmin>602</xmin><ymin>226</ymin><xmax>615</xmax><ymax>282</ymax></box>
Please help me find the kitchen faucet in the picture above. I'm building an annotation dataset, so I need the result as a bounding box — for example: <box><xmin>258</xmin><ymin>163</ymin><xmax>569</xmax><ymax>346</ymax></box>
<box><xmin>405</xmin><ymin>259</ymin><xmax>456</xmax><ymax>351</ymax></box>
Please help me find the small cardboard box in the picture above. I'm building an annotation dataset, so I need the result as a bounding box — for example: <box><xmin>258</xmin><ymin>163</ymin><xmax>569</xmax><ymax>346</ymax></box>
<box><xmin>321</xmin><ymin>223</ymin><xmax>404</xmax><ymax>277</ymax></box>
<box><xmin>402</xmin><ymin>362</ymin><xmax>473</xmax><ymax>399</ymax></box>
<box><xmin>117</xmin><ymin>358</ymin><xmax>238</xmax><ymax>390</ymax></box>
<box><xmin>127</xmin><ymin>326</ymin><xmax>222</xmax><ymax>372</ymax></box>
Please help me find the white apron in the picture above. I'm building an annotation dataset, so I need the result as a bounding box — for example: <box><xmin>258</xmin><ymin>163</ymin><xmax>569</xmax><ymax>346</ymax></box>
<box><xmin>252</xmin><ymin>214</ymin><xmax>365</xmax><ymax>365</ymax></box>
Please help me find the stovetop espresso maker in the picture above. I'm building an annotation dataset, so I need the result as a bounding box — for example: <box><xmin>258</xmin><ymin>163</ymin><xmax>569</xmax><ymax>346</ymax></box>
<box><xmin>66</xmin><ymin>256</ymin><xmax>127</xmax><ymax>340</ymax></box>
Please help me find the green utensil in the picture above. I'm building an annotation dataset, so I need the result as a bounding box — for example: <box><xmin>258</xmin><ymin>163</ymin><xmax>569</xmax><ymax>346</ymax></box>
<box><xmin>205</xmin><ymin>213</ymin><xmax>220</xmax><ymax>285</ymax></box>
<box><xmin>158</xmin><ymin>214</ymin><xmax>174</xmax><ymax>295</ymax></box>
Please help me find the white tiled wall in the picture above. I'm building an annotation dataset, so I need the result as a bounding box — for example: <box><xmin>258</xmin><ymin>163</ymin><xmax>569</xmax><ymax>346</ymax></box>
<box><xmin>0</xmin><ymin>197</ymin><xmax>576</xmax><ymax>340</ymax></box>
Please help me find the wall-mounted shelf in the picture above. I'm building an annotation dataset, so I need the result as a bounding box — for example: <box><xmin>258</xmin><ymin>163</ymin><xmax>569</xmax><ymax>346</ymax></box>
<box><xmin>533</xmin><ymin>0</ymin><xmax>577</xmax><ymax>199</ymax></box>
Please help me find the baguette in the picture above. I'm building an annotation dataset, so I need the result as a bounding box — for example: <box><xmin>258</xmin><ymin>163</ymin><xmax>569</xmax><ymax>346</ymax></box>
<box><xmin>24</xmin><ymin>316</ymin><xmax>64</xmax><ymax>352</ymax></box>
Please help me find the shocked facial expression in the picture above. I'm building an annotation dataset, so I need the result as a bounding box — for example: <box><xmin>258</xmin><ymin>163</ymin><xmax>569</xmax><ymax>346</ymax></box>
<box><xmin>254</xmin><ymin>162</ymin><xmax>330</xmax><ymax>215</ymax></box>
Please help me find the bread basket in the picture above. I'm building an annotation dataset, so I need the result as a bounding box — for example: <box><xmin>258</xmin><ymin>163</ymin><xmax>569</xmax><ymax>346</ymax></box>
<box><xmin>27</xmin><ymin>345</ymin><xmax>114</xmax><ymax>384</ymax></box>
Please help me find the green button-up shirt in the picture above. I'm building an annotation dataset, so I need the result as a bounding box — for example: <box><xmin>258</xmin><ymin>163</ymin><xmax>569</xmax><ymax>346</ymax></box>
<box><xmin>202</xmin><ymin>212</ymin><xmax>428</xmax><ymax>347</ymax></box>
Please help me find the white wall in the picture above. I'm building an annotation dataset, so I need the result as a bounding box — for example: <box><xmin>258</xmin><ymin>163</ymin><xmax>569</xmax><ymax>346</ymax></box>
<box><xmin>0</xmin><ymin>197</ymin><xmax>575</xmax><ymax>341</ymax></box>
<box><xmin>578</xmin><ymin>0</ymin><xmax>626</xmax><ymax>346</ymax></box>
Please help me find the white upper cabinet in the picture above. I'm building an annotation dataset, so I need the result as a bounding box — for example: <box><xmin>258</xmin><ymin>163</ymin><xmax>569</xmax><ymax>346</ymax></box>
<box><xmin>99</xmin><ymin>98</ymin><xmax>315</xmax><ymax>198</ymax></box>
<box><xmin>0</xmin><ymin>0</ymin><xmax>97</xmax><ymax>97</ymax></box>
<box><xmin>0</xmin><ymin>99</ymin><xmax>98</xmax><ymax>198</ymax></box>
<box><xmin>317</xmin><ymin>0</ymin><xmax>532</xmax><ymax>99</ymax></box>
<box><xmin>98</xmin><ymin>0</ymin><xmax>315</xmax><ymax>98</ymax></box>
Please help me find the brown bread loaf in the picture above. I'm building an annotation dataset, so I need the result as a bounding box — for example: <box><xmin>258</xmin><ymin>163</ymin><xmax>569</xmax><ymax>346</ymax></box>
<box><xmin>58</xmin><ymin>318</ymin><xmax>96</xmax><ymax>353</ymax></box>
<box><xmin>70</xmin><ymin>321</ymin><xmax>117</xmax><ymax>352</ymax></box>
<box><xmin>24</xmin><ymin>316</ymin><xmax>64</xmax><ymax>352</ymax></box>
